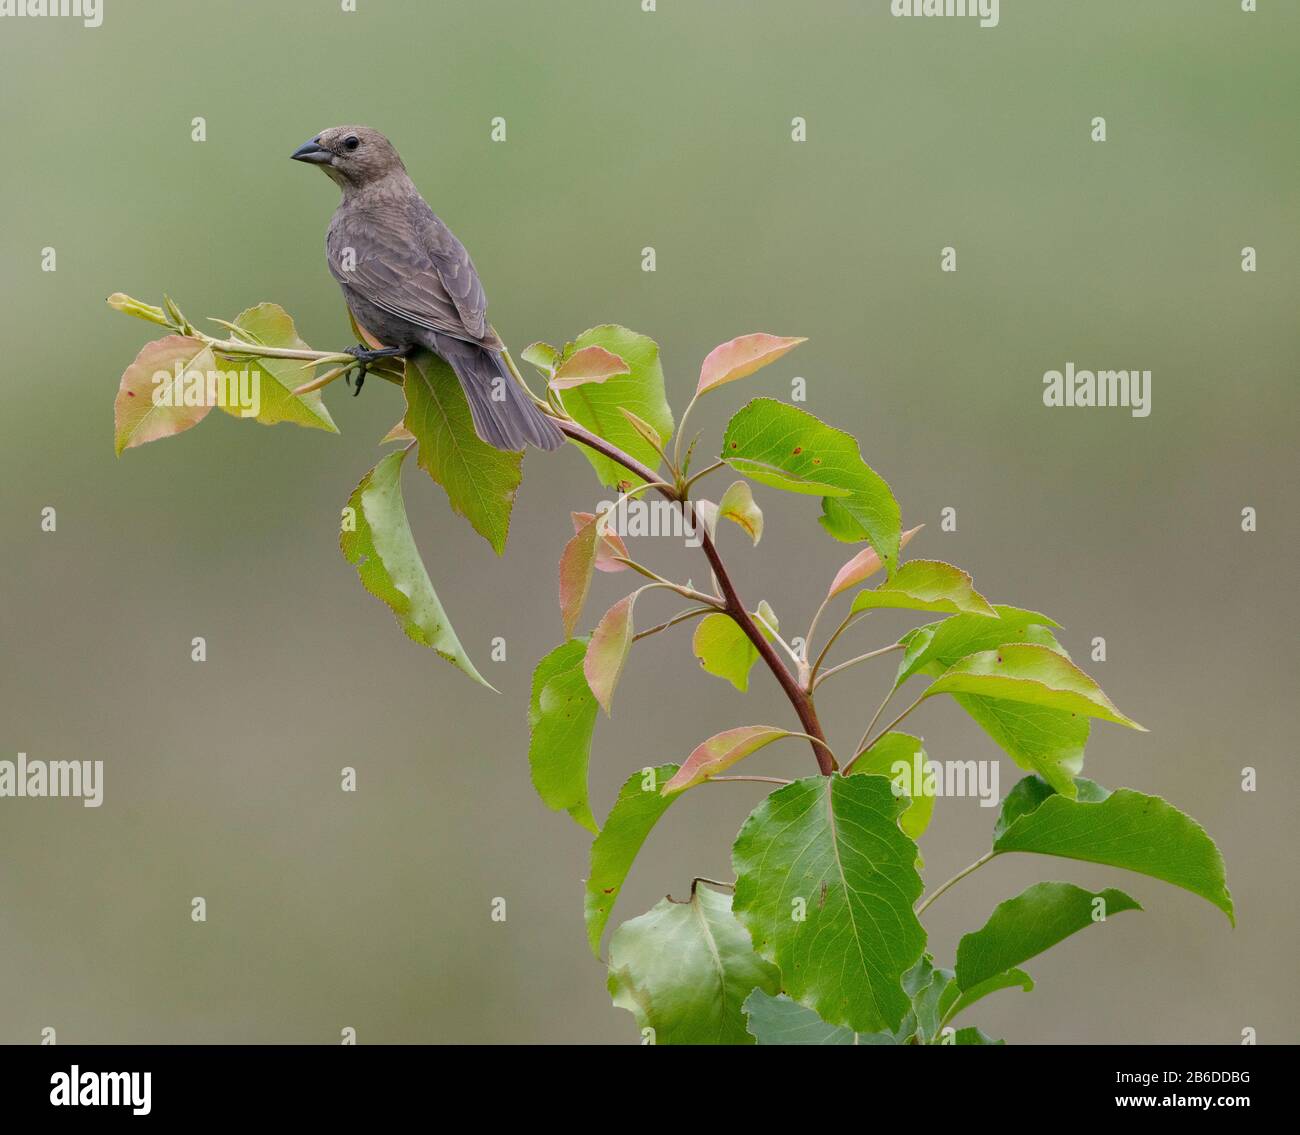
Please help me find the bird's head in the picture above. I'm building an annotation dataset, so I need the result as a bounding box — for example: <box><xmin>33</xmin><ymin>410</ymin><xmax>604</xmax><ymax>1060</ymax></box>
<box><xmin>290</xmin><ymin>126</ymin><xmax>405</xmax><ymax>190</ymax></box>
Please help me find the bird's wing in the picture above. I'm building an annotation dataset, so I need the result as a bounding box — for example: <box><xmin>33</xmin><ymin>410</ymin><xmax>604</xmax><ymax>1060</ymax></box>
<box><xmin>327</xmin><ymin>197</ymin><xmax>498</xmax><ymax>347</ymax></box>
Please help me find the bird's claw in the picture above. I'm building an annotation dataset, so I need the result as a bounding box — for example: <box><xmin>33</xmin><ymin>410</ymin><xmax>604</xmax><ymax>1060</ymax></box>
<box><xmin>343</xmin><ymin>343</ymin><xmax>403</xmax><ymax>397</ymax></box>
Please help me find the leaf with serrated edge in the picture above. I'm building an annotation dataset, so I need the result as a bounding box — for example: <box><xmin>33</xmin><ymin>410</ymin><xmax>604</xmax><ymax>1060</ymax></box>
<box><xmin>403</xmin><ymin>350</ymin><xmax>522</xmax><ymax>555</ymax></box>
<box><xmin>923</xmin><ymin>643</ymin><xmax>1145</xmax><ymax>730</ymax></box>
<box><xmin>952</xmin><ymin>1027</ymin><xmax>1004</xmax><ymax>1045</ymax></box>
<box><xmin>722</xmin><ymin>399</ymin><xmax>900</xmax><ymax>576</ymax></box>
<box><xmin>558</xmin><ymin>325</ymin><xmax>673</xmax><ymax>487</ymax></box>
<box><xmin>225</xmin><ymin>303</ymin><xmax>338</xmax><ymax>432</ymax></box>
<box><xmin>893</xmin><ymin>605</ymin><xmax>1061</xmax><ymax>691</ymax></box>
<box><xmin>955</xmin><ymin>693</ymin><xmax>1089</xmax><ymax>798</ymax></box>
<box><xmin>732</xmin><ymin>774</ymin><xmax>926</xmax><ymax>1034</ymax></box>
<box><xmin>956</xmin><ymin>882</ymin><xmax>1140</xmax><ymax>991</ymax></box>
<box><xmin>662</xmin><ymin>726</ymin><xmax>793</xmax><ymax>795</ymax></box>
<box><xmin>828</xmin><ymin>525</ymin><xmax>923</xmax><ymax>599</ymax></box>
<box><xmin>717</xmin><ymin>480</ymin><xmax>764</xmax><ymax>545</ymax></box>
<box><xmin>851</xmin><ymin>559</ymin><xmax>996</xmax><ymax>618</ymax></box>
<box><xmin>527</xmin><ymin>640</ymin><xmax>599</xmax><ymax>833</ymax></box>
<box><xmin>938</xmin><ymin>968</ymin><xmax>1034</xmax><ymax>1027</ymax></box>
<box><xmin>339</xmin><ymin>449</ymin><xmax>491</xmax><ymax>688</ymax></box>
<box><xmin>584</xmin><ymin>763</ymin><xmax>680</xmax><ymax>955</ymax></box>
<box><xmin>697</xmin><ymin>333</ymin><xmax>806</xmax><ymax>396</ymax></box>
<box><xmin>607</xmin><ymin>885</ymin><xmax>780</xmax><ymax>1045</ymax></box>
<box><xmin>849</xmin><ymin>732</ymin><xmax>935</xmax><ymax>840</ymax></box>
<box><xmin>584</xmin><ymin>592</ymin><xmax>638</xmax><ymax>714</ymax></box>
<box><xmin>991</xmin><ymin>775</ymin><xmax>1234</xmax><ymax>924</ymax></box>
<box><xmin>743</xmin><ymin>990</ymin><xmax>897</xmax><ymax>1045</ymax></box>
<box><xmin>550</xmin><ymin>344</ymin><xmax>630</xmax><ymax>389</ymax></box>
<box><xmin>521</xmin><ymin>341</ymin><xmax>559</xmax><ymax>375</ymax></box>
<box><xmin>114</xmin><ymin>336</ymin><xmax>216</xmax><ymax>455</ymax></box>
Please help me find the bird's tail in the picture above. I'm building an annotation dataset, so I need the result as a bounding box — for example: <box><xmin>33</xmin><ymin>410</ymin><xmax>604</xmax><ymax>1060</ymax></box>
<box><xmin>446</xmin><ymin>341</ymin><xmax>564</xmax><ymax>452</ymax></box>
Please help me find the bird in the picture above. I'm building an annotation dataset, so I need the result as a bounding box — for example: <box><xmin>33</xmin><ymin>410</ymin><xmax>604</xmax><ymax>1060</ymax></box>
<box><xmin>290</xmin><ymin>125</ymin><xmax>563</xmax><ymax>451</ymax></box>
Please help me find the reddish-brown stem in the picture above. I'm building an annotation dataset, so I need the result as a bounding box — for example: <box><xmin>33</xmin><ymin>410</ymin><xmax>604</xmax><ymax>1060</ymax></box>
<box><xmin>558</xmin><ymin>419</ymin><xmax>836</xmax><ymax>775</ymax></box>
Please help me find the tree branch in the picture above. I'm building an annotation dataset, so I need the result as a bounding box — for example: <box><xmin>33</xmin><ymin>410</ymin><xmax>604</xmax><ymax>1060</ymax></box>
<box><xmin>556</xmin><ymin>418</ymin><xmax>836</xmax><ymax>774</ymax></box>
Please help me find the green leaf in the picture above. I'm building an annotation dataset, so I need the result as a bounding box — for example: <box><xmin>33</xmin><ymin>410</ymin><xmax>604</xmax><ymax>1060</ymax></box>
<box><xmin>585</xmin><ymin>764</ymin><xmax>680</xmax><ymax>956</ymax></box>
<box><xmin>521</xmin><ymin>341</ymin><xmax>558</xmax><ymax>375</ymax></box>
<box><xmin>558</xmin><ymin>326</ymin><xmax>673</xmax><ymax>487</ymax></box>
<box><xmin>743</xmin><ymin>990</ymin><xmax>894</xmax><ymax>1045</ymax></box>
<box><xmin>527</xmin><ymin>641</ymin><xmax>599</xmax><ymax>833</ymax></box>
<box><xmin>558</xmin><ymin>515</ymin><xmax>599</xmax><ymax>637</ymax></box>
<box><xmin>992</xmin><ymin>776</ymin><xmax>1235</xmax><ymax>924</ymax></box>
<box><xmin>114</xmin><ymin>336</ymin><xmax>216</xmax><ymax>455</ymax></box>
<box><xmin>691</xmin><ymin>609</ymin><xmax>775</xmax><ymax>692</ymax></box>
<box><xmin>848</xmin><ymin>732</ymin><xmax>935</xmax><ymax>840</ymax></box>
<box><xmin>938</xmin><ymin>968</ymin><xmax>1034</xmax><ymax>1027</ymax></box>
<box><xmin>339</xmin><ymin>449</ymin><xmax>491</xmax><ymax>688</ymax></box>
<box><xmin>696</xmin><ymin>333</ymin><xmax>806</xmax><ymax>396</ymax></box>
<box><xmin>900</xmin><ymin>957</ymin><xmax>952</xmax><ymax>1043</ymax></box>
<box><xmin>721</xmin><ymin>399</ymin><xmax>900</xmax><ymax>576</ymax></box>
<box><xmin>950</xmin><ymin>1026</ymin><xmax>1004</xmax><ymax>1045</ymax></box>
<box><xmin>662</xmin><ymin>726</ymin><xmax>795</xmax><ymax>795</ymax></box>
<box><xmin>607</xmin><ymin>885</ymin><xmax>780</xmax><ymax>1045</ymax></box>
<box><xmin>584</xmin><ymin>592</ymin><xmax>638</xmax><ymax>714</ymax></box>
<box><xmin>923</xmin><ymin>643</ymin><xmax>1145</xmax><ymax>731</ymax></box>
<box><xmin>224</xmin><ymin>303</ymin><xmax>338</xmax><ymax>433</ymax></box>
<box><xmin>894</xmin><ymin>604</ymin><xmax>1062</xmax><ymax>690</ymax></box>
<box><xmin>403</xmin><ymin>350</ymin><xmax>522</xmax><ymax>555</ymax></box>
<box><xmin>731</xmin><ymin>774</ymin><xmax>926</xmax><ymax>1034</ymax></box>
<box><xmin>850</xmin><ymin>559</ymin><xmax>996</xmax><ymax>618</ymax></box>
<box><xmin>955</xmin><ymin>882</ymin><xmax>1141</xmax><ymax>991</ymax></box>
<box><xmin>953</xmin><ymin>693</ymin><xmax>1090</xmax><ymax>798</ymax></box>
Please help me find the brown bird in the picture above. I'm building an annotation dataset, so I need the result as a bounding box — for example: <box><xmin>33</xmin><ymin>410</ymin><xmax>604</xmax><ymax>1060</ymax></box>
<box><xmin>291</xmin><ymin>125</ymin><xmax>563</xmax><ymax>451</ymax></box>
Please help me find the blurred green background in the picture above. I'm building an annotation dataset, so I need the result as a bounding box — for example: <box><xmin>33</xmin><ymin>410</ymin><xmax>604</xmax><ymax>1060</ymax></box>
<box><xmin>1</xmin><ymin>0</ymin><xmax>1296</xmax><ymax>1044</ymax></box>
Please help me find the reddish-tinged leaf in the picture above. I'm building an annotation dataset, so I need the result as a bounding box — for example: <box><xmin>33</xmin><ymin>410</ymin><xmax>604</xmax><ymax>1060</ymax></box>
<box><xmin>662</xmin><ymin>726</ymin><xmax>794</xmax><ymax>795</ymax></box>
<box><xmin>571</xmin><ymin>511</ymin><xmax>629</xmax><ymax>573</ymax></box>
<box><xmin>559</xmin><ymin>518</ymin><xmax>600</xmax><ymax>636</ymax></box>
<box><xmin>697</xmin><ymin>333</ymin><xmax>806</xmax><ymax>396</ymax></box>
<box><xmin>114</xmin><ymin>336</ymin><xmax>217</xmax><ymax>455</ymax></box>
<box><xmin>584</xmin><ymin>593</ymin><xmax>637</xmax><ymax>713</ymax></box>
<box><xmin>827</xmin><ymin>524</ymin><xmax>923</xmax><ymax>600</ymax></box>
<box><xmin>551</xmin><ymin>345</ymin><xmax>631</xmax><ymax>389</ymax></box>
<box><xmin>381</xmin><ymin>419</ymin><xmax>415</xmax><ymax>444</ymax></box>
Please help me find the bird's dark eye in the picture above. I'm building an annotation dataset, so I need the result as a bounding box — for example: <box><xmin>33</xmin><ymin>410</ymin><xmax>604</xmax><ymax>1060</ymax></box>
<box><xmin>344</xmin><ymin>135</ymin><xmax>360</xmax><ymax>151</ymax></box>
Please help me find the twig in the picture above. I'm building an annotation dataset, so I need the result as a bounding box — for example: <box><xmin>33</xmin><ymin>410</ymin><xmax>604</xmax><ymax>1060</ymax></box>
<box><xmin>916</xmin><ymin>852</ymin><xmax>997</xmax><ymax>916</ymax></box>
<box><xmin>812</xmin><ymin>642</ymin><xmax>904</xmax><ymax>689</ymax></box>
<box><xmin>555</xmin><ymin>418</ymin><xmax>837</xmax><ymax>774</ymax></box>
<box><xmin>842</xmin><ymin>693</ymin><xmax>925</xmax><ymax>773</ymax></box>
<box><xmin>632</xmin><ymin>606</ymin><xmax>714</xmax><ymax>642</ymax></box>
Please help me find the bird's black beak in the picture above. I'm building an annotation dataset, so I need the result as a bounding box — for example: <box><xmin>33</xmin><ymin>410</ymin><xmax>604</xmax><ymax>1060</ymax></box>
<box><xmin>290</xmin><ymin>139</ymin><xmax>333</xmax><ymax>165</ymax></box>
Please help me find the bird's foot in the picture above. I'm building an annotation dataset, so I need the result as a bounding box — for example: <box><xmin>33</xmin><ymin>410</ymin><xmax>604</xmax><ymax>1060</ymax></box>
<box><xmin>343</xmin><ymin>344</ymin><xmax>405</xmax><ymax>396</ymax></box>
